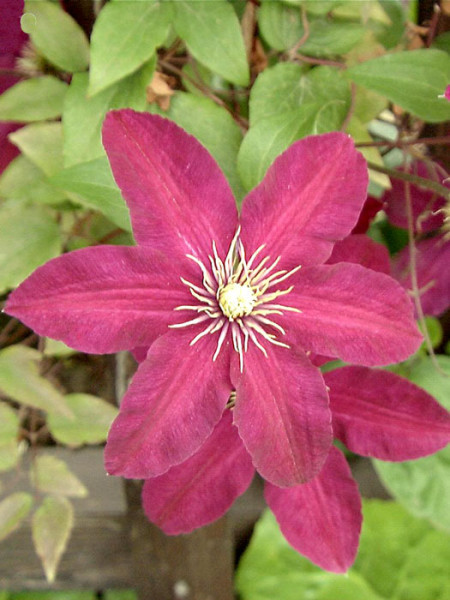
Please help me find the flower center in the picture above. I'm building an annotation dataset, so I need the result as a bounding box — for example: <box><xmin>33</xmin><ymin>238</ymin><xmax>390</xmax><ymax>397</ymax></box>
<box><xmin>218</xmin><ymin>282</ymin><xmax>256</xmax><ymax>320</ymax></box>
<box><xmin>170</xmin><ymin>227</ymin><xmax>302</xmax><ymax>371</ymax></box>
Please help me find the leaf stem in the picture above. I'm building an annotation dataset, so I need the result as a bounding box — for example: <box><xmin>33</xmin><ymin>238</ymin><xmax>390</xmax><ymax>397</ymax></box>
<box><xmin>367</xmin><ymin>162</ymin><xmax>450</xmax><ymax>199</ymax></box>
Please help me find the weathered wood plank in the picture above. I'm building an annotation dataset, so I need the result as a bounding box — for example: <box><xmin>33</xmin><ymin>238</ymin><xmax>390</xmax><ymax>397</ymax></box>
<box><xmin>125</xmin><ymin>480</ymin><xmax>235</xmax><ymax>600</ymax></box>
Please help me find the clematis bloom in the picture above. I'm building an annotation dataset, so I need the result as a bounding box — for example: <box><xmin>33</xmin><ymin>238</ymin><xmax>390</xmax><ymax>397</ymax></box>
<box><xmin>384</xmin><ymin>161</ymin><xmax>450</xmax><ymax>316</ymax></box>
<box><xmin>5</xmin><ymin>110</ymin><xmax>433</xmax><ymax>571</ymax></box>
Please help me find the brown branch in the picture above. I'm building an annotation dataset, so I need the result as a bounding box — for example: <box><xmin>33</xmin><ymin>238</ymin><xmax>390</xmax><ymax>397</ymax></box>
<box><xmin>287</xmin><ymin>5</ymin><xmax>310</xmax><ymax>59</ymax></box>
<box><xmin>159</xmin><ymin>59</ymin><xmax>249</xmax><ymax>131</ymax></box>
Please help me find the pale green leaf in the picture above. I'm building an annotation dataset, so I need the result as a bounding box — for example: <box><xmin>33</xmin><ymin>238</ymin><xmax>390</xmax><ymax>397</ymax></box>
<box><xmin>24</xmin><ymin>1</ymin><xmax>89</xmax><ymax>72</ymax></box>
<box><xmin>393</xmin><ymin>530</ymin><xmax>450</xmax><ymax>600</ymax></box>
<box><xmin>50</xmin><ymin>157</ymin><xmax>131</xmax><ymax>231</ymax></box>
<box><xmin>237</xmin><ymin>500</ymin><xmax>450</xmax><ymax>600</ymax></box>
<box><xmin>63</xmin><ymin>59</ymin><xmax>155</xmax><ymax>168</ymax></box>
<box><xmin>259</xmin><ymin>1</ymin><xmax>363</xmax><ymax>55</ymax></box>
<box><xmin>0</xmin><ymin>492</ymin><xmax>33</xmax><ymax>542</ymax></box>
<box><xmin>239</xmin><ymin>66</ymin><xmax>350</xmax><ymax>189</ymax></box>
<box><xmin>0</xmin><ymin>402</ymin><xmax>20</xmax><ymax>472</ymax></box>
<box><xmin>173</xmin><ymin>0</ymin><xmax>249</xmax><ymax>86</ymax></box>
<box><xmin>167</xmin><ymin>93</ymin><xmax>245</xmax><ymax>201</ymax></box>
<box><xmin>347</xmin><ymin>49</ymin><xmax>450</xmax><ymax>123</ymax></box>
<box><xmin>32</xmin><ymin>496</ymin><xmax>74</xmax><ymax>583</ymax></box>
<box><xmin>9</xmin><ymin>122</ymin><xmax>64</xmax><ymax>177</ymax></box>
<box><xmin>0</xmin><ymin>155</ymin><xmax>67</xmax><ymax>205</ymax></box>
<box><xmin>236</xmin><ymin>506</ymin><xmax>383</xmax><ymax>600</ymax></box>
<box><xmin>0</xmin><ymin>346</ymin><xmax>71</xmax><ymax>417</ymax></box>
<box><xmin>89</xmin><ymin>0</ymin><xmax>172</xmax><ymax>95</ymax></box>
<box><xmin>0</xmin><ymin>77</ymin><xmax>68</xmax><ymax>122</ymax></box>
<box><xmin>374</xmin><ymin>355</ymin><xmax>450</xmax><ymax>533</ymax></box>
<box><xmin>249</xmin><ymin>62</ymin><xmax>308</xmax><ymax>125</ymax></box>
<box><xmin>432</xmin><ymin>31</ymin><xmax>450</xmax><ymax>54</ymax></box>
<box><xmin>31</xmin><ymin>455</ymin><xmax>88</xmax><ymax>498</ymax></box>
<box><xmin>47</xmin><ymin>394</ymin><xmax>118</xmax><ymax>447</ymax></box>
<box><xmin>43</xmin><ymin>339</ymin><xmax>77</xmax><ymax>357</ymax></box>
<box><xmin>353</xmin><ymin>86</ymin><xmax>389</xmax><ymax>124</ymax></box>
<box><xmin>0</xmin><ymin>202</ymin><xmax>62</xmax><ymax>293</ymax></box>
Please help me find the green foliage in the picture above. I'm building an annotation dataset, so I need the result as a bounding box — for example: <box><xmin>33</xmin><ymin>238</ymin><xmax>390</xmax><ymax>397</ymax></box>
<box><xmin>0</xmin><ymin>202</ymin><xmax>62</xmax><ymax>292</ymax></box>
<box><xmin>0</xmin><ymin>493</ymin><xmax>33</xmax><ymax>543</ymax></box>
<box><xmin>259</xmin><ymin>0</ymin><xmax>363</xmax><ymax>55</ymax></box>
<box><xmin>31</xmin><ymin>455</ymin><xmax>88</xmax><ymax>498</ymax></box>
<box><xmin>347</xmin><ymin>49</ymin><xmax>450</xmax><ymax>123</ymax></box>
<box><xmin>167</xmin><ymin>93</ymin><xmax>245</xmax><ymax>200</ymax></box>
<box><xmin>9</xmin><ymin>122</ymin><xmax>64</xmax><ymax>176</ymax></box>
<box><xmin>0</xmin><ymin>77</ymin><xmax>68</xmax><ymax>122</ymax></box>
<box><xmin>236</xmin><ymin>501</ymin><xmax>450</xmax><ymax>600</ymax></box>
<box><xmin>89</xmin><ymin>0</ymin><xmax>172</xmax><ymax>95</ymax></box>
<box><xmin>173</xmin><ymin>0</ymin><xmax>249</xmax><ymax>86</ymax></box>
<box><xmin>23</xmin><ymin>1</ymin><xmax>90</xmax><ymax>72</ymax></box>
<box><xmin>32</xmin><ymin>496</ymin><xmax>74</xmax><ymax>583</ymax></box>
<box><xmin>0</xmin><ymin>155</ymin><xmax>67</xmax><ymax>206</ymax></box>
<box><xmin>0</xmin><ymin>402</ymin><xmax>20</xmax><ymax>472</ymax></box>
<box><xmin>238</xmin><ymin>65</ymin><xmax>350</xmax><ymax>189</ymax></box>
<box><xmin>47</xmin><ymin>394</ymin><xmax>118</xmax><ymax>447</ymax></box>
<box><xmin>2</xmin><ymin>0</ymin><xmax>449</xmax><ymax>587</ymax></box>
<box><xmin>51</xmin><ymin>158</ymin><xmax>131</xmax><ymax>231</ymax></box>
<box><xmin>63</xmin><ymin>62</ymin><xmax>155</xmax><ymax>168</ymax></box>
<box><xmin>0</xmin><ymin>346</ymin><xmax>71</xmax><ymax>417</ymax></box>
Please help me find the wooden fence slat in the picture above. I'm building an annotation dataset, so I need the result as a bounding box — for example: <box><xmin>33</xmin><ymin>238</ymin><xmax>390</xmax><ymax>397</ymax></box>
<box><xmin>125</xmin><ymin>480</ymin><xmax>235</xmax><ymax>600</ymax></box>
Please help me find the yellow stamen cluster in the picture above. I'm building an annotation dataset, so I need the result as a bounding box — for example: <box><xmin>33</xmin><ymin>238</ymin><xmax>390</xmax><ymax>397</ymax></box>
<box><xmin>170</xmin><ymin>227</ymin><xmax>301</xmax><ymax>371</ymax></box>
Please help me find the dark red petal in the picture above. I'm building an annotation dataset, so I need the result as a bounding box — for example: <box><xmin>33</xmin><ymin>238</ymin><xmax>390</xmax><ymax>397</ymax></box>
<box><xmin>265</xmin><ymin>447</ymin><xmax>362</xmax><ymax>573</ymax></box>
<box><xmin>5</xmin><ymin>245</ymin><xmax>190</xmax><ymax>353</ymax></box>
<box><xmin>240</xmin><ymin>132</ymin><xmax>368</xmax><ymax>270</ymax></box>
<box><xmin>325</xmin><ymin>366</ymin><xmax>450</xmax><ymax>460</ymax></box>
<box><xmin>0</xmin><ymin>0</ymin><xmax>26</xmax><ymax>62</ymax></box>
<box><xmin>104</xmin><ymin>328</ymin><xmax>232</xmax><ymax>479</ymax></box>
<box><xmin>327</xmin><ymin>234</ymin><xmax>390</xmax><ymax>274</ymax></box>
<box><xmin>142</xmin><ymin>411</ymin><xmax>254</xmax><ymax>534</ymax></box>
<box><xmin>102</xmin><ymin>110</ymin><xmax>238</xmax><ymax>259</ymax></box>
<box><xmin>231</xmin><ymin>343</ymin><xmax>332</xmax><ymax>487</ymax></box>
<box><xmin>392</xmin><ymin>235</ymin><xmax>450</xmax><ymax>317</ymax></box>
<box><xmin>352</xmin><ymin>196</ymin><xmax>384</xmax><ymax>234</ymax></box>
<box><xmin>282</xmin><ymin>263</ymin><xmax>422</xmax><ymax>366</ymax></box>
<box><xmin>384</xmin><ymin>162</ymin><xmax>447</xmax><ymax>234</ymax></box>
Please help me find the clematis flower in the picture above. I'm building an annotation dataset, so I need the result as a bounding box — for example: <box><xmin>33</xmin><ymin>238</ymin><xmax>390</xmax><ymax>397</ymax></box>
<box><xmin>141</xmin><ymin>365</ymin><xmax>450</xmax><ymax>572</ymax></box>
<box><xmin>384</xmin><ymin>161</ymin><xmax>450</xmax><ymax>316</ymax></box>
<box><xmin>5</xmin><ymin>110</ymin><xmax>428</xmax><ymax>570</ymax></box>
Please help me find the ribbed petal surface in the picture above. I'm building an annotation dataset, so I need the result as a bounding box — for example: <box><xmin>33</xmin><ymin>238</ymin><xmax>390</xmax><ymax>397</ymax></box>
<box><xmin>265</xmin><ymin>447</ymin><xmax>362</xmax><ymax>573</ymax></box>
<box><xmin>392</xmin><ymin>235</ymin><xmax>450</xmax><ymax>317</ymax></box>
<box><xmin>102</xmin><ymin>110</ymin><xmax>238</xmax><ymax>259</ymax></box>
<box><xmin>105</xmin><ymin>328</ymin><xmax>232</xmax><ymax>479</ymax></box>
<box><xmin>239</xmin><ymin>132</ymin><xmax>368</xmax><ymax>270</ymax></box>
<box><xmin>325</xmin><ymin>366</ymin><xmax>450</xmax><ymax>460</ymax></box>
<box><xmin>327</xmin><ymin>234</ymin><xmax>390</xmax><ymax>274</ymax></box>
<box><xmin>231</xmin><ymin>343</ymin><xmax>332</xmax><ymax>487</ymax></box>
<box><xmin>5</xmin><ymin>245</ymin><xmax>189</xmax><ymax>353</ymax></box>
<box><xmin>142</xmin><ymin>411</ymin><xmax>254</xmax><ymax>535</ymax></box>
<box><xmin>281</xmin><ymin>263</ymin><xmax>422</xmax><ymax>365</ymax></box>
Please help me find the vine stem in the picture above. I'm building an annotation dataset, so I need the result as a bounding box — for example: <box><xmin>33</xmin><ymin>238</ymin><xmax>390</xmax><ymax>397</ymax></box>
<box><xmin>367</xmin><ymin>161</ymin><xmax>450</xmax><ymax>200</ymax></box>
<box><xmin>403</xmin><ymin>162</ymin><xmax>443</xmax><ymax>374</ymax></box>
<box><xmin>356</xmin><ymin>135</ymin><xmax>450</xmax><ymax>148</ymax></box>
